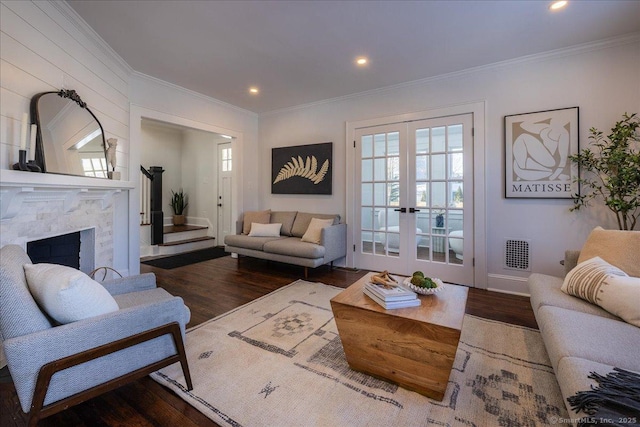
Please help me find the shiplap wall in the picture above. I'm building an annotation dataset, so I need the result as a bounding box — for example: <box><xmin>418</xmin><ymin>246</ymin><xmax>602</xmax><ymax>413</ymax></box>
<box><xmin>0</xmin><ymin>0</ymin><xmax>130</xmax><ymax>176</ymax></box>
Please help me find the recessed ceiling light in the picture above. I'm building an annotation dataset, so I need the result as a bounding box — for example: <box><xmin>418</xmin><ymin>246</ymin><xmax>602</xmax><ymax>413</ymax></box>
<box><xmin>549</xmin><ymin>1</ymin><xmax>568</xmax><ymax>10</ymax></box>
<box><xmin>249</xmin><ymin>87</ymin><xmax>259</xmax><ymax>94</ymax></box>
<box><xmin>356</xmin><ymin>57</ymin><xmax>368</xmax><ymax>66</ymax></box>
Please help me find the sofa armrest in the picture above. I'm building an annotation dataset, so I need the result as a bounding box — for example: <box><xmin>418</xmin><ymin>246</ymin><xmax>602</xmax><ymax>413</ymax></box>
<box><xmin>4</xmin><ymin>295</ymin><xmax>187</xmax><ymax>411</ymax></box>
<box><xmin>236</xmin><ymin>220</ymin><xmax>244</xmax><ymax>235</ymax></box>
<box><xmin>321</xmin><ymin>223</ymin><xmax>347</xmax><ymax>262</ymax></box>
<box><xmin>101</xmin><ymin>273</ymin><xmax>157</xmax><ymax>296</ymax></box>
<box><xmin>564</xmin><ymin>250</ymin><xmax>581</xmax><ymax>276</ymax></box>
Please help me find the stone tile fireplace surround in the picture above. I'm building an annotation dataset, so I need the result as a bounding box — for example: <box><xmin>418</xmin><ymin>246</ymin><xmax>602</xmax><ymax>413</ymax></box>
<box><xmin>0</xmin><ymin>170</ymin><xmax>132</xmax><ymax>269</ymax></box>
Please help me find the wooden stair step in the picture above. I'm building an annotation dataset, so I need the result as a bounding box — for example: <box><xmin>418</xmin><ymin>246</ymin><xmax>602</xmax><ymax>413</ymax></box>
<box><xmin>158</xmin><ymin>236</ymin><xmax>216</xmax><ymax>246</ymax></box>
<box><xmin>163</xmin><ymin>225</ymin><xmax>208</xmax><ymax>234</ymax></box>
<box><xmin>158</xmin><ymin>236</ymin><xmax>215</xmax><ymax>247</ymax></box>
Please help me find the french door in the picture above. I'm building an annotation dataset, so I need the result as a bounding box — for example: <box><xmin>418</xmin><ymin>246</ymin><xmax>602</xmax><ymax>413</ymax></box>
<box><xmin>354</xmin><ymin>113</ymin><xmax>474</xmax><ymax>285</ymax></box>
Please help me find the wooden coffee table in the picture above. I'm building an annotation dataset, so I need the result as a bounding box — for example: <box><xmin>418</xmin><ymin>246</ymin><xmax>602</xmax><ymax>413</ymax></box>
<box><xmin>330</xmin><ymin>272</ymin><xmax>468</xmax><ymax>401</ymax></box>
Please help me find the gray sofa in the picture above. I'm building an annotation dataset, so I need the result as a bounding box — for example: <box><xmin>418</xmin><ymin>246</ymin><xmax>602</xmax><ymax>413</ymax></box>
<box><xmin>224</xmin><ymin>211</ymin><xmax>347</xmax><ymax>277</ymax></box>
<box><xmin>528</xmin><ymin>250</ymin><xmax>640</xmax><ymax>423</ymax></box>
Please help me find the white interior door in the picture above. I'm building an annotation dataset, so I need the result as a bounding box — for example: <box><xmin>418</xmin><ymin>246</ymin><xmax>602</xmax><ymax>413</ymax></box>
<box><xmin>354</xmin><ymin>113</ymin><xmax>474</xmax><ymax>285</ymax></box>
<box><xmin>217</xmin><ymin>143</ymin><xmax>233</xmax><ymax>244</ymax></box>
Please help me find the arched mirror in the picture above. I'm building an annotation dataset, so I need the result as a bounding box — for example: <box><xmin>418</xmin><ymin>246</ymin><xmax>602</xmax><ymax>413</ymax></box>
<box><xmin>31</xmin><ymin>89</ymin><xmax>108</xmax><ymax>178</ymax></box>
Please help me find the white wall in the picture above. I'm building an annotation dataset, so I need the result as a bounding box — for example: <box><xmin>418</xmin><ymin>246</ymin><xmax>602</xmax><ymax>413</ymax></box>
<box><xmin>181</xmin><ymin>129</ymin><xmax>218</xmax><ymax>233</ymax></box>
<box><xmin>0</xmin><ymin>0</ymin><xmax>131</xmax><ymax>272</ymax></box>
<box><xmin>140</xmin><ymin>122</ymin><xmax>183</xmax><ymax>215</ymax></box>
<box><xmin>258</xmin><ymin>36</ymin><xmax>640</xmax><ymax>293</ymax></box>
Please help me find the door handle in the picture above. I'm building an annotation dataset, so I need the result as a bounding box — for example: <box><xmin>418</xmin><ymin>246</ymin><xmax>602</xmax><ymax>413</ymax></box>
<box><xmin>409</xmin><ymin>208</ymin><xmax>421</xmax><ymax>213</ymax></box>
<box><xmin>218</xmin><ymin>203</ymin><xmax>223</xmax><ymax>207</ymax></box>
<box><xmin>393</xmin><ymin>208</ymin><xmax>407</xmax><ymax>213</ymax></box>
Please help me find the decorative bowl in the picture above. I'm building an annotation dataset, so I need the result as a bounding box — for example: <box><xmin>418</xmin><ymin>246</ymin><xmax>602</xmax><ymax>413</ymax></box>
<box><xmin>403</xmin><ymin>277</ymin><xmax>445</xmax><ymax>295</ymax></box>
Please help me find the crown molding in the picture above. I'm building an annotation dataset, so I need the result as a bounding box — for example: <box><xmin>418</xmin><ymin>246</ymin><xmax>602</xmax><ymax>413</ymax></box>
<box><xmin>261</xmin><ymin>32</ymin><xmax>640</xmax><ymax>117</ymax></box>
<box><xmin>49</xmin><ymin>1</ymin><xmax>133</xmax><ymax>78</ymax></box>
<box><xmin>131</xmin><ymin>70</ymin><xmax>258</xmax><ymax>118</ymax></box>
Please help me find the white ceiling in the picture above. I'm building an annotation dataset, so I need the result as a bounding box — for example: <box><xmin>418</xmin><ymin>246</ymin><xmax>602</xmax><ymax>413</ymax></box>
<box><xmin>67</xmin><ymin>0</ymin><xmax>640</xmax><ymax>114</ymax></box>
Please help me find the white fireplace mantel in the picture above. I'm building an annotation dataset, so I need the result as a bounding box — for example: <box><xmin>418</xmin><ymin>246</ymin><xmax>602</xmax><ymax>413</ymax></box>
<box><xmin>0</xmin><ymin>170</ymin><xmax>134</xmax><ymax>220</ymax></box>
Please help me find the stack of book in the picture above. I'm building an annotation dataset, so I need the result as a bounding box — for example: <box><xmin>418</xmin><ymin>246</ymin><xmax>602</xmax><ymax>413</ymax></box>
<box><xmin>363</xmin><ymin>281</ymin><xmax>420</xmax><ymax>309</ymax></box>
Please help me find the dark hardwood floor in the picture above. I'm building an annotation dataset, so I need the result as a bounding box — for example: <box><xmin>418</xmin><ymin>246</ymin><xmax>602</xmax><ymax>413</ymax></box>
<box><xmin>1</xmin><ymin>253</ymin><xmax>537</xmax><ymax>427</ymax></box>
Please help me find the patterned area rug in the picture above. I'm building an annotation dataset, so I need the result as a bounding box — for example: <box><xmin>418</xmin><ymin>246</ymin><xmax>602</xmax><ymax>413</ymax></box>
<box><xmin>151</xmin><ymin>280</ymin><xmax>568</xmax><ymax>426</ymax></box>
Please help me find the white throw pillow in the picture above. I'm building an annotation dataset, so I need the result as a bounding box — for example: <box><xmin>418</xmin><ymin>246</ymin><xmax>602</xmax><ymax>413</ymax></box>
<box><xmin>248</xmin><ymin>222</ymin><xmax>282</xmax><ymax>237</ymax></box>
<box><xmin>597</xmin><ymin>275</ymin><xmax>640</xmax><ymax>327</ymax></box>
<box><xmin>301</xmin><ymin>218</ymin><xmax>334</xmax><ymax>244</ymax></box>
<box><xmin>561</xmin><ymin>257</ymin><xmax>640</xmax><ymax>327</ymax></box>
<box><xmin>561</xmin><ymin>257</ymin><xmax>628</xmax><ymax>304</ymax></box>
<box><xmin>24</xmin><ymin>263</ymin><xmax>119</xmax><ymax>324</ymax></box>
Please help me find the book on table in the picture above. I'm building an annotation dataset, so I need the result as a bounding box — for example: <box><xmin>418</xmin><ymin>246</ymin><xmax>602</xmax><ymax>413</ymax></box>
<box><xmin>363</xmin><ymin>287</ymin><xmax>421</xmax><ymax>309</ymax></box>
<box><xmin>364</xmin><ymin>282</ymin><xmax>417</xmax><ymax>301</ymax></box>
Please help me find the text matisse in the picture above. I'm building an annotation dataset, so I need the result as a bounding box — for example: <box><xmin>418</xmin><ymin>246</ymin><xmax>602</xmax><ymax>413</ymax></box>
<box><xmin>512</xmin><ymin>183</ymin><xmax>572</xmax><ymax>193</ymax></box>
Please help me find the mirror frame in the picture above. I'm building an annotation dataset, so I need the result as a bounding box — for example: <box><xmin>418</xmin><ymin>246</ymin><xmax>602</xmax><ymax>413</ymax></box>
<box><xmin>30</xmin><ymin>89</ymin><xmax>107</xmax><ymax>176</ymax></box>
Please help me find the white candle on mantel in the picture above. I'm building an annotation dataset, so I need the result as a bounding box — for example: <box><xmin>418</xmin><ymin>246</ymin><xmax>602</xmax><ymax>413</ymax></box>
<box><xmin>19</xmin><ymin>113</ymin><xmax>28</xmax><ymax>151</ymax></box>
<box><xmin>30</xmin><ymin>124</ymin><xmax>37</xmax><ymax>160</ymax></box>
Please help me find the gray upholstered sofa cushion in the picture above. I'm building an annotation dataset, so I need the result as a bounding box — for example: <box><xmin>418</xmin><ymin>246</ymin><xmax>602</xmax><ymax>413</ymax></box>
<box><xmin>537</xmin><ymin>305</ymin><xmax>640</xmax><ymax>373</ymax></box>
<box><xmin>528</xmin><ymin>273</ymin><xmax>617</xmax><ymax>321</ymax></box>
<box><xmin>224</xmin><ymin>234</ymin><xmax>285</xmax><ymax>251</ymax></box>
<box><xmin>263</xmin><ymin>238</ymin><xmax>326</xmax><ymax>259</ymax></box>
<box><xmin>270</xmin><ymin>211</ymin><xmax>298</xmax><ymax>236</ymax></box>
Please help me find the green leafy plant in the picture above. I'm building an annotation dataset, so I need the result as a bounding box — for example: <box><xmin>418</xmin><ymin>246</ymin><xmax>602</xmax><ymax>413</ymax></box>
<box><xmin>169</xmin><ymin>189</ymin><xmax>188</xmax><ymax>215</ymax></box>
<box><xmin>569</xmin><ymin>113</ymin><xmax>640</xmax><ymax>230</ymax></box>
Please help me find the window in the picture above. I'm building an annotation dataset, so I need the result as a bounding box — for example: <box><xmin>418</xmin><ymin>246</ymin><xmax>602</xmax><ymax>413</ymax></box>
<box><xmin>221</xmin><ymin>147</ymin><xmax>232</xmax><ymax>172</ymax></box>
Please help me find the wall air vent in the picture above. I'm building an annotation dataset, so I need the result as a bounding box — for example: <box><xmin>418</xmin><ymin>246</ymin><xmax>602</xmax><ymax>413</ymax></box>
<box><xmin>504</xmin><ymin>239</ymin><xmax>530</xmax><ymax>271</ymax></box>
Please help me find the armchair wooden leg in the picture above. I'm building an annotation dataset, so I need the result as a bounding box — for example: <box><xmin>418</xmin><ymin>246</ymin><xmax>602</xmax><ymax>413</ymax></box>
<box><xmin>304</xmin><ymin>267</ymin><xmax>308</xmax><ymax>279</ymax></box>
<box><xmin>173</xmin><ymin>329</ymin><xmax>193</xmax><ymax>391</ymax></box>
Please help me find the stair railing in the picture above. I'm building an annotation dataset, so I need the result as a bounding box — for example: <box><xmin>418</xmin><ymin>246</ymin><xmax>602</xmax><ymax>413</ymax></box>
<box><xmin>140</xmin><ymin>166</ymin><xmax>152</xmax><ymax>225</ymax></box>
<box><xmin>140</xmin><ymin>166</ymin><xmax>165</xmax><ymax>245</ymax></box>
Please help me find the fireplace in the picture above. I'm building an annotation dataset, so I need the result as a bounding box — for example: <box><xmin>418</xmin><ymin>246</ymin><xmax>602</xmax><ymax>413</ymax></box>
<box><xmin>0</xmin><ymin>171</ymin><xmax>126</xmax><ymax>275</ymax></box>
<box><xmin>26</xmin><ymin>228</ymin><xmax>96</xmax><ymax>274</ymax></box>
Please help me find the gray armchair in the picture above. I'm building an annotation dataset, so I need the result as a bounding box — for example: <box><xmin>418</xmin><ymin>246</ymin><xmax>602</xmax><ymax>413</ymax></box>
<box><xmin>0</xmin><ymin>244</ymin><xmax>193</xmax><ymax>426</ymax></box>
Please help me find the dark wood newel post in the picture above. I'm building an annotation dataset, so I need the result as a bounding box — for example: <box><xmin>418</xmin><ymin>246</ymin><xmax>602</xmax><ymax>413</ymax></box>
<box><xmin>149</xmin><ymin>166</ymin><xmax>165</xmax><ymax>245</ymax></box>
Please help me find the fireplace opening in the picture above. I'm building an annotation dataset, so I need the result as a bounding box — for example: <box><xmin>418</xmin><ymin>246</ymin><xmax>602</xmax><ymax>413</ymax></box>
<box><xmin>27</xmin><ymin>232</ymin><xmax>80</xmax><ymax>269</ymax></box>
<box><xmin>26</xmin><ymin>229</ymin><xmax>95</xmax><ymax>274</ymax></box>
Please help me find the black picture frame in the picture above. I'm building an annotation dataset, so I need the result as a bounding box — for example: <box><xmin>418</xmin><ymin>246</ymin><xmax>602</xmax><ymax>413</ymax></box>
<box><xmin>272</xmin><ymin>142</ymin><xmax>332</xmax><ymax>195</ymax></box>
<box><xmin>504</xmin><ymin>107</ymin><xmax>579</xmax><ymax>199</ymax></box>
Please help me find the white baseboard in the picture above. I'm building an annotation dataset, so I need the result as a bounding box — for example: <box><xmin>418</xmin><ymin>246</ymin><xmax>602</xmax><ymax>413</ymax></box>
<box><xmin>486</xmin><ymin>273</ymin><xmax>530</xmax><ymax>296</ymax></box>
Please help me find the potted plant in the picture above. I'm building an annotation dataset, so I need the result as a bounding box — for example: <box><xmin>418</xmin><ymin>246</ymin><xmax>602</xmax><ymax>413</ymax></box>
<box><xmin>569</xmin><ymin>113</ymin><xmax>640</xmax><ymax>230</ymax></box>
<box><xmin>170</xmin><ymin>189</ymin><xmax>188</xmax><ymax>226</ymax></box>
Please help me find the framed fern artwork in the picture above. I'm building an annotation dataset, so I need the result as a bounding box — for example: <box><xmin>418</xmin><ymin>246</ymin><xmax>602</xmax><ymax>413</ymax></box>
<box><xmin>272</xmin><ymin>142</ymin><xmax>332</xmax><ymax>194</ymax></box>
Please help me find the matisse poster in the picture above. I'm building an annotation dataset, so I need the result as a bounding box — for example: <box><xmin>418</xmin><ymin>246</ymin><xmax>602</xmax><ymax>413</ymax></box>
<box><xmin>505</xmin><ymin>107</ymin><xmax>579</xmax><ymax>199</ymax></box>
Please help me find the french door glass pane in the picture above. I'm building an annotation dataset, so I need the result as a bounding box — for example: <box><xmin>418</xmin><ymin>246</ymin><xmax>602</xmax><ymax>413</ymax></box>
<box><xmin>432</xmin><ymin>182</ymin><xmax>446</xmax><ymax>208</ymax></box>
<box><xmin>448</xmin><ymin>125</ymin><xmax>463</xmax><ymax>151</ymax></box>
<box><xmin>388</xmin><ymin>132</ymin><xmax>400</xmax><ymax>155</ymax></box>
<box><xmin>362</xmin><ymin>135</ymin><xmax>373</xmax><ymax>157</ymax></box>
<box><xmin>432</xmin><ymin>127</ymin><xmax>446</xmax><ymax>151</ymax></box>
<box><xmin>374</xmin><ymin>134</ymin><xmax>386</xmax><ymax>156</ymax></box>
<box><xmin>362</xmin><ymin>159</ymin><xmax>373</xmax><ymax>181</ymax></box>
<box><xmin>362</xmin><ymin>183</ymin><xmax>373</xmax><ymax>205</ymax></box>
<box><xmin>431</xmin><ymin>154</ymin><xmax>446</xmax><ymax>180</ymax></box>
<box><xmin>416</xmin><ymin>129</ymin><xmax>429</xmax><ymax>153</ymax></box>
